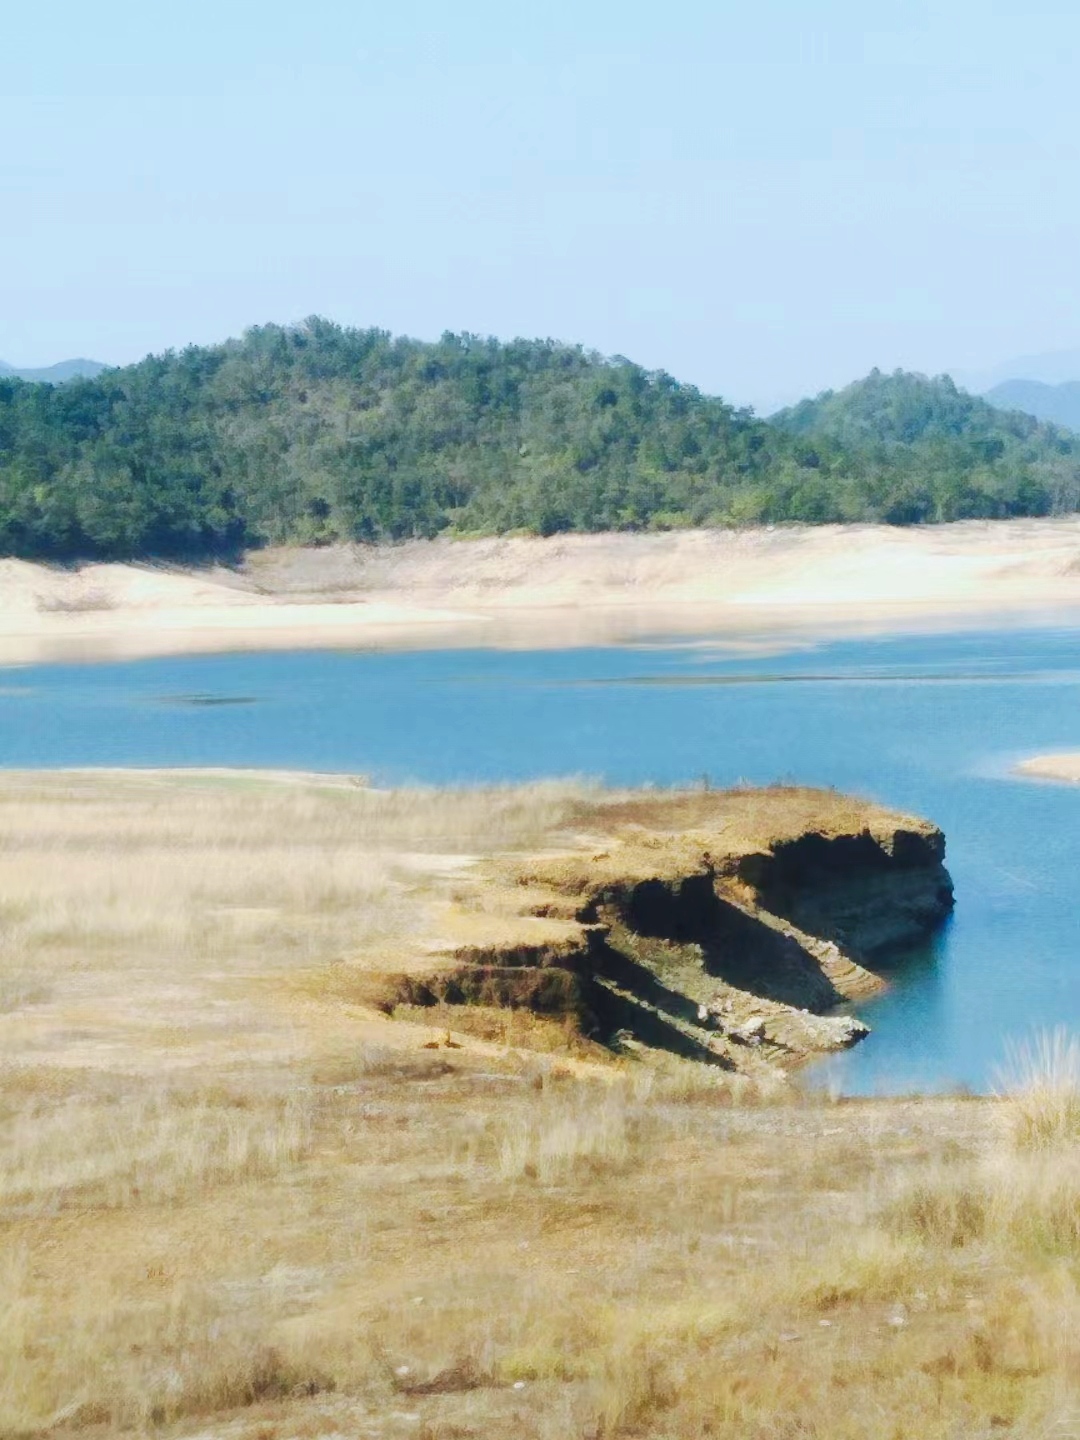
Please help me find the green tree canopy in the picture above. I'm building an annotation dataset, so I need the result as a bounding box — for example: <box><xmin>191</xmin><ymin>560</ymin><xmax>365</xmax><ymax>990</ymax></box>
<box><xmin>1</xmin><ymin>328</ymin><xmax>1077</xmax><ymax>559</ymax></box>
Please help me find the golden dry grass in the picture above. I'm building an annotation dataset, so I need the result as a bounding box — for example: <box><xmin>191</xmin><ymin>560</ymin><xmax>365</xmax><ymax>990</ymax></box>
<box><xmin>996</xmin><ymin>1027</ymin><xmax>1080</xmax><ymax>1149</ymax></box>
<box><xmin>1</xmin><ymin>771</ymin><xmax>1079</xmax><ymax>1439</ymax></box>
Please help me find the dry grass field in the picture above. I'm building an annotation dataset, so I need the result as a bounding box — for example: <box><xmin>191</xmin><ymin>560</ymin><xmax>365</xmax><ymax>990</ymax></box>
<box><xmin>2</xmin><ymin>772</ymin><xmax>1080</xmax><ymax>1439</ymax></box>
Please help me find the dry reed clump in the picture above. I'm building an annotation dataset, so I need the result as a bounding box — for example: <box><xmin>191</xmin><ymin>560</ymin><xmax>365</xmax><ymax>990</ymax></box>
<box><xmin>773</xmin><ymin>1229</ymin><xmax>926</xmax><ymax>1312</ymax></box>
<box><xmin>890</xmin><ymin>1168</ymin><xmax>991</xmax><ymax>1248</ymax></box>
<box><xmin>995</xmin><ymin>1027</ymin><xmax>1080</xmax><ymax>1150</ymax></box>
<box><xmin>489</xmin><ymin>1065</ymin><xmax>771</xmax><ymax>1186</ymax></box>
<box><xmin>496</xmin><ymin>1083</ymin><xmax>633</xmax><ymax>1182</ymax></box>
<box><xmin>895</xmin><ymin>1147</ymin><xmax>1080</xmax><ymax>1263</ymax></box>
<box><xmin>0</xmin><ymin>1083</ymin><xmax>312</xmax><ymax>1215</ymax></box>
<box><xmin>0</xmin><ymin>1245</ymin><xmax>335</xmax><ymax>1433</ymax></box>
<box><xmin>641</xmin><ymin>1057</ymin><xmax>790</xmax><ymax>1107</ymax></box>
<box><xmin>892</xmin><ymin>1029</ymin><xmax>1080</xmax><ymax>1263</ymax></box>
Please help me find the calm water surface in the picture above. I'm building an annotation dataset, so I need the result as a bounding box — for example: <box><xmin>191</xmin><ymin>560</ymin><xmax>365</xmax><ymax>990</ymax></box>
<box><xmin>4</xmin><ymin>627</ymin><xmax>1080</xmax><ymax>1094</ymax></box>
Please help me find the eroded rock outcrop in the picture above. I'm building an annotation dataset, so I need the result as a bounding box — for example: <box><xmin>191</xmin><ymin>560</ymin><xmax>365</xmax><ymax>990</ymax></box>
<box><xmin>728</xmin><ymin>826</ymin><xmax>954</xmax><ymax>958</ymax></box>
<box><xmin>379</xmin><ymin>787</ymin><xmax>953</xmax><ymax>1076</ymax></box>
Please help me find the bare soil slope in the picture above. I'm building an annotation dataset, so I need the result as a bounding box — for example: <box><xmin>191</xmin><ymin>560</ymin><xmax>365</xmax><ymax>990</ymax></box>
<box><xmin>6</xmin><ymin>517</ymin><xmax>1080</xmax><ymax>661</ymax></box>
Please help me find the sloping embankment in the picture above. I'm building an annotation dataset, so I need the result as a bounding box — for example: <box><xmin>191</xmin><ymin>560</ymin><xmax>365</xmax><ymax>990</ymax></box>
<box><xmin>367</xmin><ymin>788</ymin><xmax>954</xmax><ymax>1077</ymax></box>
<box><xmin>7</xmin><ymin>517</ymin><xmax>1080</xmax><ymax>661</ymax></box>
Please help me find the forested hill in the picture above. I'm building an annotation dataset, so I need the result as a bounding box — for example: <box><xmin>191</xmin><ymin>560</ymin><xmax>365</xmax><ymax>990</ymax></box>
<box><xmin>769</xmin><ymin>368</ymin><xmax>1080</xmax><ymax>523</ymax></box>
<box><xmin>2</xmin><ymin>322</ymin><xmax>1079</xmax><ymax>560</ymax></box>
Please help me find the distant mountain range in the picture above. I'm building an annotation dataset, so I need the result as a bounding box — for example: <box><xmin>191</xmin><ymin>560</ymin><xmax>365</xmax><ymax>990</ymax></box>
<box><xmin>0</xmin><ymin>358</ymin><xmax>108</xmax><ymax>384</ymax></box>
<box><xmin>940</xmin><ymin>347</ymin><xmax>1080</xmax><ymax>433</ymax></box>
<box><xmin>954</xmin><ymin>348</ymin><xmax>1080</xmax><ymax>394</ymax></box>
<box><xmin>981</xmin><ymin>378</ymin><xmax>1080</xmax><ymax>432</ymax></box>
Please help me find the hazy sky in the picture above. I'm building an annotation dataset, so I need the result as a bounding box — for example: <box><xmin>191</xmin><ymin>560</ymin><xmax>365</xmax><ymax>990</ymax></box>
<box><xmin>4</xmin><ymin>0</ymin><xmax>1079</xmax><ymax>410</ymax></box>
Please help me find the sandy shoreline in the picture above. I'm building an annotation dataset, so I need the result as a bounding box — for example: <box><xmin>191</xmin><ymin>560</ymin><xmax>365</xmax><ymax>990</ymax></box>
<box><xmin>1014</xmin><ymin>754</ymin><xmax>1080</xmax><ymax>785</ymax></box>
<box><xmin>5</xmin><ymin>517</ymin><xmax>1080</xmax><ymax>663</ymax></box>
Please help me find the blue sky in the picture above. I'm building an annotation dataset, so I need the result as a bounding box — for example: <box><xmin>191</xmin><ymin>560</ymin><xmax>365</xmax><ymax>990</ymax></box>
<box><xmin>4</xmin><ymin>0</ymin><xmax>1079</xmax><ymax>409</ymax></box>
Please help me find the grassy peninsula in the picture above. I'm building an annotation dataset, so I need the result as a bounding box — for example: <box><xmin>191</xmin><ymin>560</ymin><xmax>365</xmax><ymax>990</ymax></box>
<box><xmin>3</xmin><ymin>770</ymin><xmax>1079</xmax><ymax>1439</ymax></box>
<box><xmin>4</xmin><ymin>322</ymin><xmax>1080</xmax><ymax>560</ymax></box>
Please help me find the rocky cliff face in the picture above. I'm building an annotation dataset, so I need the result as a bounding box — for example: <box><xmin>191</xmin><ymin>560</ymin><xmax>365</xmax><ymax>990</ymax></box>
<box><xmin>729</xmin><ymin>827</ymin><xmax>954</xmax><ymax>959</ymax></box>
<box><xmin>378</xmin><ymin>788</ymin><xmax>954</xmax><ymax>1077</ymax></box>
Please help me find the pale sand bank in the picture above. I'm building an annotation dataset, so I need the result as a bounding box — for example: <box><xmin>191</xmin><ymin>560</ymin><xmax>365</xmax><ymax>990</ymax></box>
<box><xmin>48</xmin><ymin>764</ymin><xmax>374</xmax><ymax>789</ymax></box>
<box><xmin>1014</xmin><ymin>754</ymin><xmax>1080</xmax><ymax>785</ymax></box>
<box><xmin>7</xmin><ymin>517</ymin><xmax>1080</xmax><ymax>662</ymax></box>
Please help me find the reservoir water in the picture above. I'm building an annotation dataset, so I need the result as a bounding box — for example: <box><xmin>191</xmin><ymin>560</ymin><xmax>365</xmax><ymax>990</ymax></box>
<box><xmin>3</xmin><ymin>625</ymin><xmax>1080</xmax><ymax>1094</ymax></box>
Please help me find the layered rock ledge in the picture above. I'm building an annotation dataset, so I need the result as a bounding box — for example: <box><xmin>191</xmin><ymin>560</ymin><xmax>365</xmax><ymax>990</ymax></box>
<box><xmin>366</xmin><ymin>787</ymin><xmax>954</xmax><ymax>1077</ymax></box>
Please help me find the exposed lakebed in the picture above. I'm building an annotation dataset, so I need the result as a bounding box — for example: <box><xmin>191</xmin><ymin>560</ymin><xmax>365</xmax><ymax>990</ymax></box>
<box><xmin>3</xmin><ymin>625</ymin><xmax>1080</xmax><ymax>1094</ymax></box>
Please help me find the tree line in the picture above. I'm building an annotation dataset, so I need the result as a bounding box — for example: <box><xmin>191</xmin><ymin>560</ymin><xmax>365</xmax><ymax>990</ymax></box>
<box><xmin>1</xmin><ymin>320</ymin><xmax>1078</xmax><ymax>560</ymax></box>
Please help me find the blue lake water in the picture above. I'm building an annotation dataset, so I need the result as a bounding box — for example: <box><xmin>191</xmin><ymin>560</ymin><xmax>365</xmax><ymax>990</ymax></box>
<box><xmin>3</xmin><ymin>626</ymin><xmax>1080</xmax><ymax>1094</ymax></box>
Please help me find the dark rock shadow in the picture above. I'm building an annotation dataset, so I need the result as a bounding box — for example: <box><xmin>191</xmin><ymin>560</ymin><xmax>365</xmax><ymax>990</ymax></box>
<box><xmin>620</xmin><ymin>876</ymin><xmax>846</xmax><ymax>1012</ymax></box>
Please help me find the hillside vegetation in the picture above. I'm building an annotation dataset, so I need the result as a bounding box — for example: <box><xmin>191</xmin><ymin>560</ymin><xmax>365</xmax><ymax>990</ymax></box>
<box><xmin>770</xmin><ymin>367</ymin><xmax>1080</xmax><ymax>524</ymax></box>
<box><xmin>3</xmin><ymin>321</ymin><xmax>1080</xmax><ymax>559</ymax></box>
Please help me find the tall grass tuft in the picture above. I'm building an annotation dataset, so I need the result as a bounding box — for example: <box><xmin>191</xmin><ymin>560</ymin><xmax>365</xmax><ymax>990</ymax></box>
<box><xmin>498</xmin><ymin>1090</ymin><xmax>631</xmax><ymax>1183</ymax></box>
<box><xmin>996</xmin><ymin>1028</ymin><xmax>1080</xmax><ymax>1150</ymax></box>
